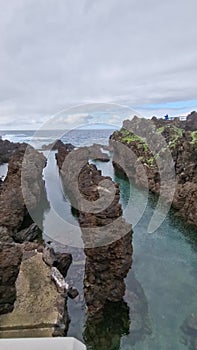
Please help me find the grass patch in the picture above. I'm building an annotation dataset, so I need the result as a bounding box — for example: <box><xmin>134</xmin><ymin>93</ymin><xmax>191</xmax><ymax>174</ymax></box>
<box><xmin>191</xmin><ymin>131</ymin><xmax>197</xmax><ymax>144</ymax></box>
<box><xmin>157</xmin><ymin>126</ymin><xmax>165</xmax><ymax>133</ymax></box>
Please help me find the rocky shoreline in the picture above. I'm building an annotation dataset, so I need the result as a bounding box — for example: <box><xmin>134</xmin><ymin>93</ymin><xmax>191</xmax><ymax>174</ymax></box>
<box><xmin>0</xmin><ymin>137</ymin><xmax>134</xmax><ymax>339</ymax></box>
<box><xmin>0</xmin><ymin>143</ymin><xmax>72</xmax><ymax>337</ymax></box>
<box><xmin>110</xmin><ymin>111</ymin><xmax>197</xmax><ymax>228</ymax></box>
<box><xmin>0</xmin><ymin>114</ymin><xmax>196</xmax><ymax>346</ymax></box>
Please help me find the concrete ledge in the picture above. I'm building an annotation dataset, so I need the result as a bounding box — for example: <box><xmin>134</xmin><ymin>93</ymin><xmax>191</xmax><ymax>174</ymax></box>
<box><xmin>0</xmin><ymin>337</ymin><xmax>86</xmax><ymax>350</ymax></box>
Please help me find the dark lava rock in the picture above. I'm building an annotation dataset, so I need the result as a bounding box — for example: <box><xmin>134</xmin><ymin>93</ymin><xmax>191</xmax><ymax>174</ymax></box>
<box><xmin>0</xmin><ymin>144</ymin><xmax>47</xmax><ymax>235</ymax></box>
<box><xmin>53</xmin><ymin>252</ymin><xmax>73</xmax><ymax>278</ymax></box>
<box><xmin>186</xmin><ymin>111</ymin><xmax>197</xmax><ymax>131</ymax></box>
<box><xmin>13</xmin><ymin>223</ymin><xmax>40</xmax><ymax>243</ymax></box>
<box><xmin>58</xmin><ymin>146</ymin><xmax>133</xmax><ymax>319</ymax></box>
<box><xmin>0</xmin><ymin>243</ymin><xmax>22</xmax><ymax>314</ymax></box>
<box><xmin>110</xmin><ymin>114</ymin><xmax>197</xmax><ymax>228</ymax></box>
<box><xmin>0</xmin><ymin>139</ymin><xmax>27</xmax><ymax>165</ymax></box>
<box><xmin>43</xmin><ymin>246</ymin><xmax>72</xmax><ymax>278</ymax></box>
<box><xmin>84</xmin><ymin>300</ymin><xmax>130</xmax><ymax>350</ymax></box>
<box><xmin>0</xmin><ymin>226</ymin><xmax>14</xmax><ymax>243</ymax></box>
<box><xmin>55</xmin><ymin>143</ymin><xmax>75</xmax><ymax>169</ymax></box>
<box><xmin>42</xmin><ymin>139</ymin><xmax>71</xmax><ymax>151</ymax></box>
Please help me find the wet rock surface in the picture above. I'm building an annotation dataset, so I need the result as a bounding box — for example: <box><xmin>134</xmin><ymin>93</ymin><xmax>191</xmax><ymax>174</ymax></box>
<box><xmin>83</xmin><ymin>271</ymin><xmax>151</xmax><ymax>349</ymax></box>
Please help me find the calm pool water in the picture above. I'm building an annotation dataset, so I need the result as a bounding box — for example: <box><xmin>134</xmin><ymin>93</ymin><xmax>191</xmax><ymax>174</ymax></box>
<box><xmin>42</xmin><ymin>154</ymin><xmax>197</xmax><ymax>350</ymax></box>
<box><xmin>2</xmin><ymin>130</ymin><xmax>196</xmax><ymax>349</ymax></box>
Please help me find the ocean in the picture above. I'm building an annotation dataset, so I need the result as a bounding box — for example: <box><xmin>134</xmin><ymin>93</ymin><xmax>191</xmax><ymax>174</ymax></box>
<box><xmin>0</xmin><ymin>129</ymin><xmax>115</xmax><ymax>149</ymax></box>
<box><xmin>0</xmin><ymin>129</ymin><xmax>197</xmax><ymax>350</ymax></box>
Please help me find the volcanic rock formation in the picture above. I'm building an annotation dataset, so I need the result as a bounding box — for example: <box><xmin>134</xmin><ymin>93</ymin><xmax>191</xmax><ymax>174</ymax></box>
<box><xmin>56</xmin><ymin>145</ymin><xmax>133</xmax><ymax>319</ymax></box>
<box><xmin>0</xmin><ymin>144</ymin><xmax>47</xmax><ymax>240</ymax></box>
<box><xmin>110</xmin><ymin>113</ymin><xmax>197</xmax><ymax>227</ymax></box>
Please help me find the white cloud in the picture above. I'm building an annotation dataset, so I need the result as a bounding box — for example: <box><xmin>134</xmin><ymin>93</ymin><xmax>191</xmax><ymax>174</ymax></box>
<box><xmin>0</xmin><ymin>0</ymin><xmax>197</xmax><ymax>129</ymax></box>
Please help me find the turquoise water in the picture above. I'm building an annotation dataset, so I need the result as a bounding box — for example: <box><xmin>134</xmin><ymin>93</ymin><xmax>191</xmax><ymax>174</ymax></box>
<box><xmin>42</xmin><ymin>154</ymin><xmax>197</xmax><ymax>350</ymax></box>
<box><xmin>91</xmin><ymin>161</ymin><xmax>197</xmax><ymax>350</ymax></box>
<box><xmin>2</xmin><ymin>130</ymin><xmax>197</xmax><ymax>349</ymax></box>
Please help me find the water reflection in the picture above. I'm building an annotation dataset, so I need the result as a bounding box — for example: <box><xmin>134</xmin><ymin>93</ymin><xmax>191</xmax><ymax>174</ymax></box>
<box><xmin>84</xmin><ymin>300</ymin><xmax>130</xmax><ymax>350</ymax></box>
<box><xmin>42</xmin><ymin>151</ymin><xmax>152</xmax><ymax>349</ymax></box>
<box><xmin>42</xmin><ymin>151</ymin><xmax>197</xmax><ymax>349</ymax></box>
<box><xmin>83</xmin><ymin>270</ymin><xmax>152</xmax><ymax>350</ymax></box>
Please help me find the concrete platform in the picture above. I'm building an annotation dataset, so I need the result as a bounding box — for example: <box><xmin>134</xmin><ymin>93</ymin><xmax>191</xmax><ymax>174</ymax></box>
<box><xmin>0</xmin><ymin>337</ymin><xmax>86</xmax><ymax>350</ymax></box>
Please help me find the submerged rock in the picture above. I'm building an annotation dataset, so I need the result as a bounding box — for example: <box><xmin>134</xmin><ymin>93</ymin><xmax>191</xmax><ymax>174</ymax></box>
<box><xmin>181</xmin><ymin>314</ymin><xmax>197</xmax><ymax>350</ymax></box>
<box><xmin>67</xmin><ymin>287</ymin><xmax>79</xmax><ymax>299</ymax></box>
<box><xmin>83</xmin><ymin>300</ymin><xmax>130</xmax><ymax>350</ymax></box>
<box><xmin>83</xmin><ymin>270</ymin><xmax>152</xmax><ymax>349</ymax></box>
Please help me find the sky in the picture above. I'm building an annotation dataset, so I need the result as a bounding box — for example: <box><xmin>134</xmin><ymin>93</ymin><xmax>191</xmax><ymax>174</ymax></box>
<box><xmin>0</xmin><ymin>0</ymin><xmax>197</xmax><ymax>129</ymax></box>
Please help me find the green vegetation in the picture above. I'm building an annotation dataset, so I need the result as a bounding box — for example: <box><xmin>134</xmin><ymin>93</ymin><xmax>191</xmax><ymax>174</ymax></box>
<box><xmin>146</xmin><ymin>157</ymin><xmax>155</xmax><ymax>167</ymax></box>
<box><xmin>168</xmin><ymin>126</ymin><xmax>183</xmax><ymax>148</ymax></box>
<box><xmin>157</xmin><ymin>126</ymin><xmax>165</xmax><ymax>133</ymax></box>
<box><xmin>191</xmin><ymin>131</ymin><xmax>197</xmax><ymax>144</ymax></box>
<box><xmin>173</xmin><ymin>126</ymin><xmax>183</xmax><ymax>137</ymax></box>
<box><xmin>120</xmin><ymin>128</ymin><xmax>148</xmax><ymax>151</ymax></box>
<box><xmin>169</xmin><ymin>137</ymin><xmax>179</xmax><ymax>148</ymax></box>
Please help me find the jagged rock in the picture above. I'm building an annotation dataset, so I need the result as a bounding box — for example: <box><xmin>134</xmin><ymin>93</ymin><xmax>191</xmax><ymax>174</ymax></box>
<box><xmin>0</xmin><ymin>139</ymin><xmax>27</xmax><ymax>165</ymax></box>
<box><xmin>0</xmin><ymin>144</ymin><xmax>47</xmax><ymax>235</ymax></box>
<box><xmin>42</xmin><ymin>139</ymin><xmax>73</xmax><ymax>151</ymax></box>
<box><xmin>13</xmin><ymin>223</ymin><xmax>40</xmax><ymax>243</ymax></box>
<box><xmin>110</xmin><ymin>114</ymin><xmax>197</xmax><ymax>228</ymax></box>
<box><xmin>186</xmin><ymin>111</ymin><xmax>197</xmax><ymax>131</ymax></box>
<box><xmin>53</xmin><ymin>252</ymin><xmax>72</xmax><ymax>278</ymax></box>
<box><xmin>55</xmin><ymin>143</ymin><xmax>75</xmax><ymax>169</ymax></box>
<box><xmin>42</xmin><ymin>246</ymin><xmax>72</xmax><ymax>278</ymax></box>
<box><xmin>57</xmin><ymin>145</ymin><xmax>133</xmax><ymax>319</ymax></box>
<box><xmin>42</xmin><ymin>246</ymin><xmax>55</xmax><ymax>266</ymax></box>
<box><xmin>0</xmin><ymin>243</ymin><xmax>22</xmax><ymax>315</ymax></box>
<box><xmin>42</xmin><ymin>139</ymin><xmax>64</xmax><ymax>150</ymax></box>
